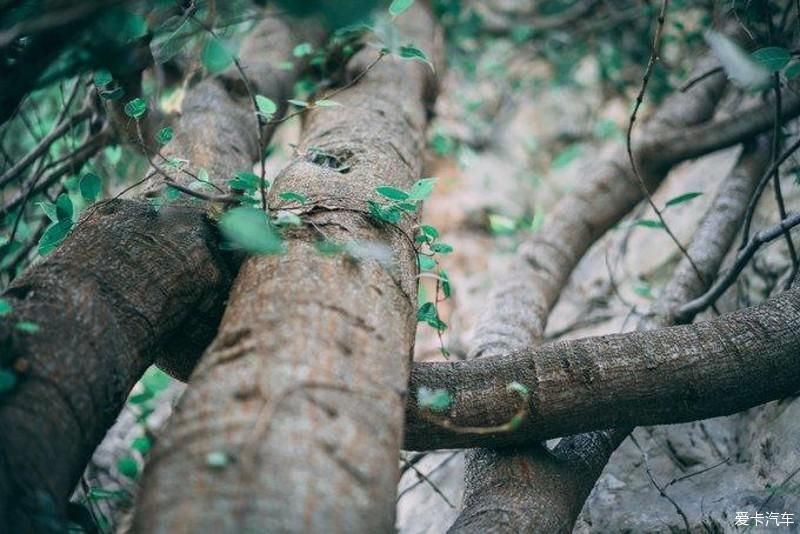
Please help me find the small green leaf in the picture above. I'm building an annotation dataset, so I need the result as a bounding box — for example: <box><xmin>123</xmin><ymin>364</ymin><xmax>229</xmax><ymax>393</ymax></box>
<box><xmin>417</xmin><ymin>301</ymin><xmax>446</xmax><ymax>331</ymax></box>
<box><xmin>552</xmin><ymin>144</ymin><xmax>582</xmax><ymax>169</ymax></box>
<box><xmin>314</xmin><ymin>99</ymin><xmax>341</xmax><ymax>107</ymax></box>
<box><xmin>255</xmin><ymin>95</ymin><xmax>278</xmax><ymax>119</ymax></box>
<box><xmin>117</xmin><ymin>456</ymin><xmax>139</xmax><ymax>479</ymax></box>
<box><xmin>665</xmin><ymin>192</ymin><xmax>702</xmax><ymax>208</ymax></box>
<box><xmin>0</xmin><ymin>298</ymin><xmax>11</xmax><ymax>316</ymax></box>
<box><xmin>785</xmin><ymin>61</ymin><xmax>800</xmax><ymax>79</ymax></box>
<box><xmin>15</xmin><ymin>321</ymin><xmax>40</xmax><ymax>334</ymax></box>
<box><xmin>399</xmin><ymin>44</ymin><xmax>434</xmax><ymax>71</ymax></box>
<box><xmin>36</xmin><ymin>201</ymin><xmax>58</xmax><ymax>223</ymax></box>
<box><xmin>430</xmin><ymin>242</ymin><xmax>453</xmax><ymax>254</ymax></box>
<box><xmin>634</xmin><ymin>219</ymin><xmax>665</xmax><ymax>229</ymax></box>
<box><xmin>228</xmin><ymin>171</ymin><xmax>261</xmax><ymax>193</ymax></box>
<box><xmin>751</xmin><ymin>47</ymin><xmax>791</xmax><ymax>72</ymax></box>
<box><xmin>279</xmin><ymin>191</ymin><xmax>308</xmax><ymax>204</ymax></box>
<box><xmin>56</xmin><ymin>193</ymin><xmax>73</xmax><ymax>221</ymax></box>
<box><xmin>202</xmin><ymin>38</ymin><xmax>233</xmax><ymax>73</ymax></box>
<box><xmin>93</xmin><ymin>69</ymin><xmax>113</xmax><ymax>87</ymax></box>
<box><xmin>206</xmin><ymin>450</ymin><xmax>230</xmax><ymax>469</ymax></box>
<box><xmin>488</xmin><ymin>214</ymin><xmax>516</xmax><ymax>235</ymax></box>
<box><xmin>376</xmin><ymin>186</ymin><xmax>409</xmax><ymax>201</ymax></box>
<box><xmin>418</xmin><ymin>254</ymin><xmax>436</xmax><ymax>270</ymax></box>
<box><xmin>421</xmin><ymin>224</ymin><xmax>439</xmax><ymax>240</ymax></box>
<box><xmin>80</xmin><ymin>173</ymin><xmax>102</xmax><ymax>201</ymax></box>
<box><xmin>506</xmin><ymin>381</ymin><xmax>529</xmax><ymax>396</ymax></box>
<box><xmin>39</xmin><ymin>220</ymin><xmax>73</xmax><ymax>255</ymax></box>
<box><xmin>367</xmin><ymin>200</ymin><xmax>401</xmax><ymax>224</ymax></box>
<box><xmin>156</xmin><ymin>126</ymin><xmax>173</xmax><ymax>145</ymax></box>
<box><xmin>389</xmin><ymin>0</ymin><xmax>415</xmax><ymax>17</ymax></box>
<box><xmin>408</xmin><ymin>178</ymin><xmax>436</xmax><ymax>201</ymax></box>
<box><xmin>293</xmin><ymin>42</ymin><xmax>313</xmax><ymax>58</ymax></box>
<box><xmin>397</xmin><ymin>202</ymin><xmax>418</xmax><ymax>213</ymax></box>
<box><xmin>417</xmin><ymin>386</ymin><xmax>451</xmax><ymax>412</ymax></box>
<box><xmin>219</xmin><ymin>207</ymin><xmax>284</xmax><ymax>255</ymax></box>
<box><xmin>439</xmin><ymin>269</ymin><xmax>451</xmax><ymax>298</ymax></box>
<box><xmin>131</xmin><ymin>436</ymin><xmax>151</xmax><ymax>454</ymax></box>
<box><xmin>0</xmin><ymin>369</ymin><xmax>16</xmax><ymax>394</ymax></box>
<box><xmin>288</xmin><ymin>99</ymin><xmax>309</xmax><ymax>107</ymax></box>
<box><xmin>123</xmin><ymin>98</ymin><xmax>147</xmax><ymax>119</ymax></box>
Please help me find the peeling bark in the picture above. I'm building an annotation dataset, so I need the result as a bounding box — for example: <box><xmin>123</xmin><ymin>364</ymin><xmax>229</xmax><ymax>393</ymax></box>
<box><xmin>130</xmin><ymin>4</ymin><xmax>443</xmax><ymax>533</ymax></box>
<box><xmin>0</xmin><ymin>16</ymin><xmax>306</xmax><ymax>532</ymax></box>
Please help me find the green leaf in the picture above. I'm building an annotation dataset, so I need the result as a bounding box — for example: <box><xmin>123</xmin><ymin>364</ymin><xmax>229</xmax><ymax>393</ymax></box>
<box><xmin>634</xmin><ymin>219</ymin><xmax>665</xmax><ymax>229</ymax></box>
<box><xmin>506</xmin><ymin>381</ymin><xmax>529</xmax><ymax>396</ymax></box>
<box><xmin>705</xmin><ymin>31</ymin><xmax>771</xmax><ymax>90</ymax></box>
<box><xmin>389</xmin><ymin>0</ymin><xmax>415</xmax><ymax>17</ymax></box>
<box><xmin>399</xmin><ymin>44</ymin><xmax>434</xmax><ymax>71</ymax></box>
<box><xmin>0</xmin><ymin>369</ymin><xmax>16</xmax><ymax>394</ymax></box>
<box><xmin>219</xmin><ymin>207</ymin><xmax>284</xmax><ymax>255</ymax></box>
<box><xmin>293</xmin><ymin>42</ymin><xmax>314</xmax><ymax>57</ymax></box>
<box><xmin>488</xmin><ymin>214</ymin><xmax>516</xmax><ymax>235</ymax></box>
<box><xmin>751</xmin><ymin>47</ymin><xmax>791</xmax><ymax>72</ymax></box>
<box><xmin>785</xmin><ymin>62</ymin><xmax>800</xmax><ymax>79</ymax></box>
<box><xmin>439</xmin><ymin>269</ymin><xmax>451</xmax><ymax>298</ymax></box>
<box><xmin>206</xmin><ymin>450</ymin><xmax>230</xmax><ymax>469</ymax></box>
<box><xmin>367</xmin><ymin>200</ymin><xmax>401</xmax><ymax>224</ymax></box>
<box><xmin>665</xmin><ymin>192</ymin><xmax>702</xmax><ymax>208</ymax></box>
<box><xmin>417</xmin><ymin>301</ymin><xmax>446</xmax><ymax>330</ymax></box>
<box><xmin>156</xmin><ymin>126</ymin><xmax>173</xmax><ymax>145</ymax></box>
<box><xmin>314</xmin><ymin>99</ymin><xmax>341</xmax><ymax>107</ymax></box>
<box><xmin>421</xmin><ymin>224</ymin><xmax>439</xmax><ymax>240</ymax></box>
<box><xmin>131</xmin><ymin>436</ymin><xmax>151</xmax><ymax>454</ymax></box>
<box><xmin>93</xmin><ymin>69</ymin><xmax>113</xmax><ymax>87</ymax></box>
<box><xmin>228</xmin><ymin>171</ymin><xmax>261</xmax><ymax>193</ymax></box>
<box><xmin>408</xmin><ymin>178</ymin><xmax>436</xmax><ymax>201</ymax></box>
<box><xmin>288</xmin><ymin>99</ymin><xmax>309</xmax><ymax>107</ymax></box>
<box><xmin>279</xmin><ymin>191</ymin><xmax>308</xmax><ymax>204</ymax></box>
<box><xmin>15</xmin><ymin>321</ymin><xmax>40</xmax><ymax>333</ymax></box>
<box><xmin>417</xmin><ymin>386</ymin><xmax>450</xmax><ymax>412</ymax></box>
<box><xmin>142</xmin><ymin>367</ymin><xmax>171</xmax><ymax>393</ymax></box>
<box><xmin>397</xmin><ymin>202</ymin><xmax>418</xmax><ymax>213</ymax></box>
<box><xmin>39</xmin><ymin>220</ymin><xmax>73</xmax><ymax>255</ymax></box>
<box><xmin>124</xmin><ymin>98</ymin><xmax>147</xmax><ymax>119</ymax></box>
<box><xmin>202</xmin><ymin>38</ymin><xmax>233</xmax><ymax>73</ymax></box>
<box><xmin>80</xmin><ymin>173</ymin><xmax>102</xmax><ymax>201</ymax></box>
<box><xmin>430</xmin><ymin>242</ymin><xmax>453</xmax><ymax>254</ymax></box>
<box><xmin>376</xmin><ymin>186</ymin><xmax>409</xmax><ymax>201</ymax></box>
<box><xmin>117</xmin><ymin>456</ymin><xmax>139</xmax><ymax>479</ymax></box>
<box><xmin>0</xmin><ymin>298</ymin><xmax>11</xmax><ymax>316</ymax></box>
<box><xmin>36</xmin><ymin>201</ymin><xmax>58</xmax><ymax>223</ymax></box>
<box><xmin>418</xmin><ymin>254</ymin><xmax>436</xmax><ymax>270</ymax></box>
<box><xmin>56</xmin><ymin>193</ymin><xmax>73</xmax><ymax>221</ymax></box>
<box><xmin>255</xmin><ymin>95</ymin><xmax>278</xmax><ymax>119</ymax></box>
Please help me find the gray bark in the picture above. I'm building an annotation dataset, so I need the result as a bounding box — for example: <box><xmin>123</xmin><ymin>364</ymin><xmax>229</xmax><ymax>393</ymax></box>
<box><xmin>130</xmin><ymin>4</ymin><xmax>444</xmax><ymax>533</ymax></box>
<box><xmin>0</xmin><ymin>15</ymin><xmax>306</xmax><ymax>532</ymax></box>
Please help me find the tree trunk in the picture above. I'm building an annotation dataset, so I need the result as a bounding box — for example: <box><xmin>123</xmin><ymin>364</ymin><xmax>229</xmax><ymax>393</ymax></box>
<box><xmin>0</xmin><ymin>15</ymin><xmax>306</xmax><ymax>532</ymax></box>
<box><xmin>130</xmin><ymin>4</ymin><xmax>443</xmax><ymax>533</ymax></box>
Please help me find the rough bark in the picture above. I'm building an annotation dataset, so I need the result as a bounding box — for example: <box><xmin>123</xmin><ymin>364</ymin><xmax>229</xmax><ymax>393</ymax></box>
<box><xmin>130</xmin><ymin>4</ymin><xmax>443</xmax><ymax>533</ymax></box>
<box><xmin>404</xmin><ymin>138</ymin><xmax>775</xmax><ymax>451</ymax></box>
<box><xmin>0</xmin><ymin>15</ymin><xmax>305</xmax><ymax>532</ymax></box>
<box><xmin>441</xmin><ymin>54</ymin><xmax>736</xmax><ymax>533</ymax></box>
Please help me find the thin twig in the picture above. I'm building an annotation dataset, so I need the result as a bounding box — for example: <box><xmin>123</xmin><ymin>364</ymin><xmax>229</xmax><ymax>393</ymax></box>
<box><xmin>625</xmin><ymin>0</ymin><xmax>706</xmax><ymax>286</ymax></box>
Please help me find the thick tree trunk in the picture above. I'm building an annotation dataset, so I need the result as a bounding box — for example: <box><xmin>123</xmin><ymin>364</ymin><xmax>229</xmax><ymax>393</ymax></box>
<box><xmin>0</xmin><ymin>16</ymin><xmax>305</xmax><ymax>532</ymax></box>
<box><xmin>130</xmin><ymin>4</ymin><xmax>443</xmax><ymax>533</ymax></box>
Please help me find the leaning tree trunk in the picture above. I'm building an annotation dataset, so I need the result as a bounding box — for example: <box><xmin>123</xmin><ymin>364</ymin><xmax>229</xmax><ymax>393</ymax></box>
<box><xmin>438</xmin><ymin>47</ymin><xmax>800</xmax><ymax>533</ymax></box>
<box><xmin>0</xmin><ymin>16</ymin><xmax>307</xmax><ymax>532</ymax></box>
<box><xmin>130</xmin><ymin>4</ymin><xmax>443</xmax><ymax>533</ymax></box>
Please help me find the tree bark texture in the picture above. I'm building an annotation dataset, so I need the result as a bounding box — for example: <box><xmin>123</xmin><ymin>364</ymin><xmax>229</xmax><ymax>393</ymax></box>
<box><xmin>130</xmin><ymin>5</ymin><xmax>443</xmax><ymax>533</ymax></box>
<box><xmin>438</xmin><ymin>52</ymin><xmax>761</xmax><ymax>533</ymax></box>
<box><xmin>0</xmin><ymin>15</ymin><xmax>306</xmax><ymax>532</ymax></box>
